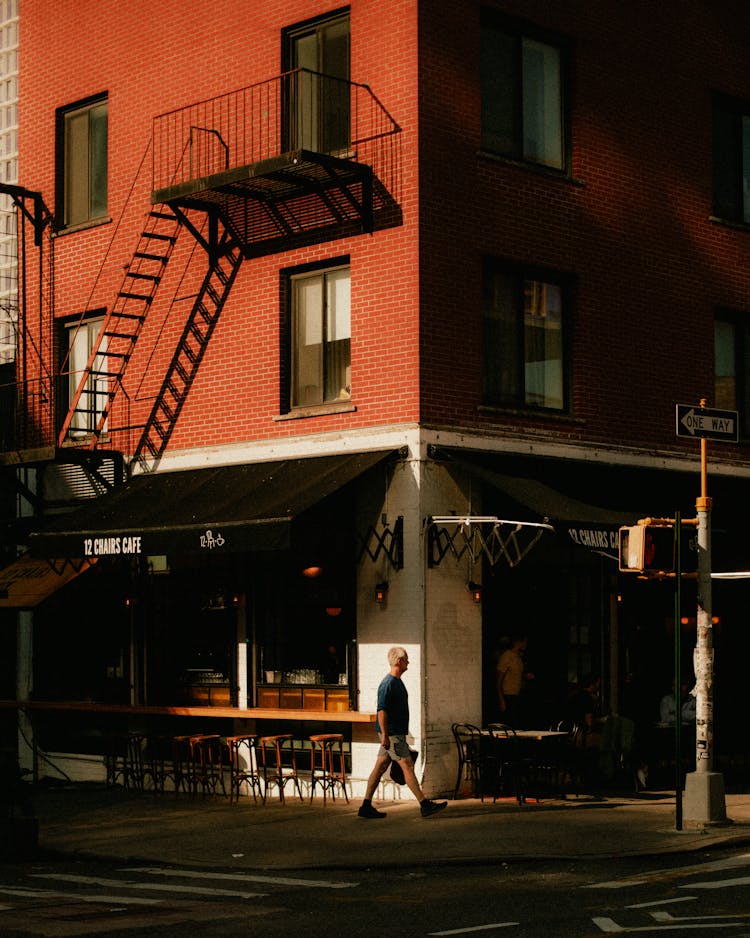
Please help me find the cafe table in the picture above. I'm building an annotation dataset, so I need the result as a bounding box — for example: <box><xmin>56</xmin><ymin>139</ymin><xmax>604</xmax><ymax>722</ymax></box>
<box><xmin>481</xmin><ymin>727</ymin><xmax>570</xmax><ymax>802</ymax></box>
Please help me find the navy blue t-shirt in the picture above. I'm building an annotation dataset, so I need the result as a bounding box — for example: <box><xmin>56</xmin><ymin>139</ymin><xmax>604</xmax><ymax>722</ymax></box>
<box><xmin>375</xmin><ymin>673</ymin><xmax>409</xmax><ymax>735</ymax></box>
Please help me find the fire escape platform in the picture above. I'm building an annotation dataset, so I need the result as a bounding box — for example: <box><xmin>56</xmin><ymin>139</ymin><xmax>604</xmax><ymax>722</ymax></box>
<box><xmin>152</xmin><ymin>149</ymin><xmax>373</xmax><ymax>258</ymax></box>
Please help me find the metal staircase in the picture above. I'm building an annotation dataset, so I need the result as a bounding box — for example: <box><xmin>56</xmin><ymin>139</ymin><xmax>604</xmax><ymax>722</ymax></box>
<box><xmin>132</xmin><ymin>224</ymin><xmax>243</xmax><ymax>473</ymax></box>
<box><xmin>57</xmin><ymin>207</ymin><xmax>181</xmax><ymax>448</ymax></box>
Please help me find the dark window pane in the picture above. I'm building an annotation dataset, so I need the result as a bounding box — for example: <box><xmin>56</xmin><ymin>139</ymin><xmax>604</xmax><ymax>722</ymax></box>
<box><xmin>482</xmin><ymin>266</ymin><xmax>520</xmax><ymax>404</ymax></box>
<box><xmin>481</xmin><ymin>27</ymin><xmax>516</xmax><ymax>155</ymax></box>
<box><xmin>89</xmin><ymin>103</ymin><xmax>108</xmax><ymax>219</ymax></box>
<box><xmin>712</xmin><ymin>105</ymin><xmax>741</xmax><ymax>220</ymax></box>
<box><xmin>522</xmin><ymin>39</ymin><xmax>562</xmax><ymax>168</ymax></box>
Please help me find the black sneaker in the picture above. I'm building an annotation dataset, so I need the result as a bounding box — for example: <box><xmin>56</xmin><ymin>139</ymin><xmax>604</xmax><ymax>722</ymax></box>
<box><xmin>420</xmin><ymin>799</ymin><xmax>448</xmax><ymax>818</ymax></box>
<box><xmin>358</xmin><ymin>803</ymin><xmax>387</xmax><ymax>819</ymax></box>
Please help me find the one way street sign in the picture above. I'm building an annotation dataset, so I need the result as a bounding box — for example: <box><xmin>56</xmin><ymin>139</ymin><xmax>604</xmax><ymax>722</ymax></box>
<box><xmin>676</xmin><ymin>403</ymin><xmax>739</xmax><ymax>442</ymax></box>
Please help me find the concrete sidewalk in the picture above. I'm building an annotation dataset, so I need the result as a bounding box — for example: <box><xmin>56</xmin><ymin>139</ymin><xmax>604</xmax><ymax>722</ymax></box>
<box><xmin>20</xmin><ymin>785</ymin><xmax>750</xmax><ymax>872</ymax></box>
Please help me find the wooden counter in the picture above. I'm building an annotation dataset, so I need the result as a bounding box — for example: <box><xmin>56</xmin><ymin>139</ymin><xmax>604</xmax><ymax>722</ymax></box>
<box><xmin>0</xmin><ymin>698</ymin><xmax>376</xmax><ymax>724</ymax></box>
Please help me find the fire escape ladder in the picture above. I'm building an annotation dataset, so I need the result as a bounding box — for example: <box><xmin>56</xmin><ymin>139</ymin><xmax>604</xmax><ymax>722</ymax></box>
<box><xmin>132</xmin><ymin>225</ymin><xmax>244</xmax><ymax>474</ymax></box>
<box><xmin>57</xmin><ymin>207</ymin><xmax>182</xmax><ymax>448</ymax></box>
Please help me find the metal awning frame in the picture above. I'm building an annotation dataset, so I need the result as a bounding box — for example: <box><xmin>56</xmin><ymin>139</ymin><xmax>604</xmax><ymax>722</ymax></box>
<box><xmin>426</xmin><ymin>515</ymin><xmax>554</xmax><ymax>569</ymax></box>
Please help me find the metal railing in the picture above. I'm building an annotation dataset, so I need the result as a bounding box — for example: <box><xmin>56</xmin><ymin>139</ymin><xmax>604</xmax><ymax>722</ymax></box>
<box><xmin>152</xmin><ymin>68</ymin><xmax>401</xmax><ymax>201</ymax></box>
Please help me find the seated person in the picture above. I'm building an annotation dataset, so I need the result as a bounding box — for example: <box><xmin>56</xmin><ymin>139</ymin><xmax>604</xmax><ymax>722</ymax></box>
<box><xmin>659</xmin><ymin>679</ymin><xmax>696</xmax><ymax>724</ymax></box>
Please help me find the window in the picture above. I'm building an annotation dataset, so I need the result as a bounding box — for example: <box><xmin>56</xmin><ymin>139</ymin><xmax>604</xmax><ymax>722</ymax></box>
<box><xmin>64</xmin><ymin>315</ymin><xmax>107</xmax><ymax>437</ymax></box>
<box><xmin>715</xmin><ymin>312</ymin><xmax>750</xmax><ymax>437</ymax></box>
<box><xmin>482</xmin><ymin>260</ymin><xmax>567</xmax><ymax>411</ymax></box>
<box><xmin>290</xmin><ymin>265</ymin><xmax>351</xmax><ymax>408</ymax></box>
<box><xmin>284</xmin><ymin>11</ymin><xmax>350</xmax><ymax>153</ymax></box>
<box><xmin>57</xmin><ymin>94</ymin><xmax>108</xmax><ymax>228</ymax></box>
<box><xmin>712</xmin><ymin>93</ymin><xmax>750</xmax><ymax>224</ymax></box>
<box><xmin>480</xmin><ymin>12</ymin><xmax>566</xmax><ymax>170</ymax></box>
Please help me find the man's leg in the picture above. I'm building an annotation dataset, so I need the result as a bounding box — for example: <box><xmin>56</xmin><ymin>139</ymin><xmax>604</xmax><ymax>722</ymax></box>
<box><xmin>364</xmin><ymin>753</ymin><xmax>390</xmax><ymax>800</ymax></box>
<box><xmin>397</xmin><ymin>756</ymin><xmax>448</xmax><ymax>818</ymax></box>
<box><xmin>359</xmin><ymin>754</ymin><xmax>390</xmax><ymax>818</ymax></box>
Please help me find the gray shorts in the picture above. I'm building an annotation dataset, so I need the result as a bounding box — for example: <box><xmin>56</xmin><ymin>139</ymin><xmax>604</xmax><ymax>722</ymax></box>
<box><xmin>378</xmin><ymin>734</ymin><xmax>412</xmax><ymax>762</ymax></box>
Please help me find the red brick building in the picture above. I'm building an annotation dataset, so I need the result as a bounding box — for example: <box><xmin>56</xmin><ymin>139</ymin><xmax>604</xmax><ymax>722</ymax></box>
<box><xmin>2</xmin><ymin>0</ymin><xmax>749</xmax><ymax>796</ymax></box>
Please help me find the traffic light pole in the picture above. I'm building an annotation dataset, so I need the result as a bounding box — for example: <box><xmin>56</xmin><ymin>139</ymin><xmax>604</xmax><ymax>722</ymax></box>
<box><xmin>683</xmin><ymin>435</ymin><xmax>727</xmax><ymax>826</ymax></box>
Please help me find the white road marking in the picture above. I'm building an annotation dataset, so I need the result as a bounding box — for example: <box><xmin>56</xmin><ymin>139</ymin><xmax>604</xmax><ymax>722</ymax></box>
<box><xmin>585</xmin><ymin>853</ymin><xmax>750</xmax><ymax>889</ymax></box>
<box><xmin>30</xmin><ymin>872</ymin><xmax>266</xmax><ymax>899</ymax></box>
<box><xmin>428</xmin><ymin>925</ymin><xmax>519</xmax><ymax>935</ymax></box>
<box><xmin>681</xmin><ymin>875</ymin><xmax>750</xmax><ymax>890</ymax></box>
<box><xmin>627</xmin><ymin>897</ymin><xmax>697</xmax><ymax>909</ymax></box>
<box><xmin>0</xmin><ymin>885</ymin><xmax>160</xmax><ymax>905</ymax></box>
<box><xmin>592</xmin><ymin>914</ymin><xmax>744</xmax><ymax>932</ymax></box>
<box><xmin>123</xmin><ymin>865</ymin><xmax>358</xmax><ymax>889</ymax></box>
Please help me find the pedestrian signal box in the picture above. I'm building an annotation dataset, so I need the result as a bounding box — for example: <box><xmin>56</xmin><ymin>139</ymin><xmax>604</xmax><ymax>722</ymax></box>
<box><xmin>619</xmin><ymin>524</ymin><xmax>675</xmax><ymax>573</ymax></box>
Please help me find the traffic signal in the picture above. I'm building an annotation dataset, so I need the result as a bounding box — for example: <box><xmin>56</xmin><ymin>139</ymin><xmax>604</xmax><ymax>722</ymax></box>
<box><xmin>618</xmin><ymin>524</ymin><xmax>675</xmax><ymax>573</ymax></box>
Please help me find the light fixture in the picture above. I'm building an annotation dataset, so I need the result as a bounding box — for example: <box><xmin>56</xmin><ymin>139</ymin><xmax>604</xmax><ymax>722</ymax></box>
<box><xmin>302</xmin><ymin>565</ymin><xmax>323</xmax><ymax>579</ymax></box>
<box><xmin>375</xmin><ymin>581</ymin><xmax>389</xmax><ymax>604</ymax></box>
<box><xmin>325</xmin><ymin>606</ymin><xmax>342</xmax><ymax>617</ymax></box>
<box><xmin>467</xmin><ymin>581</ymin><xmax>482</xmax><ymax>604</ymax></box>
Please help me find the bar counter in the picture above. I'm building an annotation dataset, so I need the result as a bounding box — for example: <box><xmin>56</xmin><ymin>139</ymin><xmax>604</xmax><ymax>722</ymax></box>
<box><xmin>0</xmin><ymin>698</ymin><xmax>376</xmax><ymax>723</ymax></box>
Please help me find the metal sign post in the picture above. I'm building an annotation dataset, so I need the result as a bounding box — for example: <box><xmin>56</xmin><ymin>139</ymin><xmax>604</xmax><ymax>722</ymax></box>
<box><xmin>676</xmin><ymin>402</ymin><xmax>730</xmax><ymax>826</ymax></box>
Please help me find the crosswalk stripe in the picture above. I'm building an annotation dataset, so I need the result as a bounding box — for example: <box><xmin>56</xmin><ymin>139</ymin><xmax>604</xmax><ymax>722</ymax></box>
<box><xmin>30</xmin><ymin>873</ymin><xmax>266</xmax><ymax>900</ymax></box>
<box><xmin>123</xmin><ymin>866</ymin><xmax>358</xmax><ymax>889</ymax></box>
<box><xmin>0</xmin><ymin>885</ymin><xmax>161</xmax><ymax>906</ymax></box>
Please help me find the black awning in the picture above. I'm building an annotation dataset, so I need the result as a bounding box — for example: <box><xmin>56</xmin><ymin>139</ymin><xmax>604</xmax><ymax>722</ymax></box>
<box><xmin>433</xmin><ymin>447</ymin><xmax>701</xmax><ymax>561</ymax></box>
<box><xmin>28</xmin><ymin>450</ymin><xmax>396</xmax><ymax>559</ymax></box>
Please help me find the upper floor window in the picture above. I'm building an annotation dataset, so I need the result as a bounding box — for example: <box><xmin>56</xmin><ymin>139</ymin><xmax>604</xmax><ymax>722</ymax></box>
<box><xmin>480</xmin><ymin>12</ymin><xmax>567</xmax><ymax>171</ymax></box>
<box><xmin>57</xmin><ymin>94</ymin><xmax>108</xmax><ymax>228</ymax></box>
<box><xmin>712</xmin><ymin>93</ymin><xmax>750</xmax><ymax>224</ymax></box>
<box><xmin>64</xmin><ymin>314</ymin><xmax>107</xmax><ymax>438</ymax></box>
<box><xmin>290</xmin><ymin>264</ymin><xmax>351</xmax><ymax>408</ymax></box>
<box><xmin>482</xmin><ymin>259</ymin><xmax>568</xmax><ymax>411</ymax></box>
<box><xmin>715</xmin><ymin>311</ymin><xmax>750</xmax><ymax>437</ymax></box>
<box><xmin>284</xmin><ymin>10</ymin><xmax>350</xmax><ymax>154</ymax></box>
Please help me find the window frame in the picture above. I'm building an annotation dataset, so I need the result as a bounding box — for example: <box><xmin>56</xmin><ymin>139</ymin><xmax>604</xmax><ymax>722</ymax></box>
<box><xmin>55</xmin><ymin>92</ymin><xmax>108</xmax><ymax>230</ymax></box>
<box><xmin>481</xmin><ymin>257</ymin><xmax>572</xmax><ymax>414</ymax></box>
<box><xmin>714</xmin><ymin>307</ymin><xmax>750</xmax><ymax>438</ymax></box>
<box><xmin>281</xmin><ymin>257</ymin><xmax>352</xmax><ymax>414</ymax></box>
<box><xmin>281</xmin><ymin>8</ymin><xmax>351</xmax><ymax>155</ymax></box>
<box><xmin>61</xmin><ymin>311</ymin><xmax>107</xmax><ymax>439</ymax></box>
<box><xmin>480</xmin><ymin>9</ymin><xmax>571</xmax><ymax>175</ymax></box>
<box><xmin>712</xmin><ymin>92</ymin><xmax>750</xmax><ymax>226</ymax></box>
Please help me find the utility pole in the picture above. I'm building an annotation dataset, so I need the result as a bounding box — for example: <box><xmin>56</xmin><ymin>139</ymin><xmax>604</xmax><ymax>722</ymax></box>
<box><xmin>678</xmin><ymin>402</ymin><xmax>730</xmax><ymax>827</ymax></box>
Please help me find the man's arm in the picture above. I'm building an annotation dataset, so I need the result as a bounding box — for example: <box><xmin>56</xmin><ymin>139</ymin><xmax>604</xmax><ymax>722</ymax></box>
<box><xmin>377</xmin><ymin>709</ymin><xmax>389</xmax><ymax>749</ymax></box>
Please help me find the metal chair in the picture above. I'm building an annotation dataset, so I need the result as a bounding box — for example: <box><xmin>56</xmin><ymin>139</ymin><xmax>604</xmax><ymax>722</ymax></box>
<box><xmin>451</xmin><ymin>723</ymin><xmax>484</xmax><ymax>798</ymax></box>
<box><xmin>487</xmin><ymin>724</ymin><xmax>526</xmax><ymax>803</ymax></box>
<box><xmin>309</xmin><ymin>733</ymin><xmax>348</xmax><ymax>804</ymax></box>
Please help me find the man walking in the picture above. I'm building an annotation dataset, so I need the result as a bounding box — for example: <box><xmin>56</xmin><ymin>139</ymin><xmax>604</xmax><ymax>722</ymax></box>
<box><xmin>358</xmin><ymin>646</ymin><xmax>448</xmax><ymax>819</ymax></box>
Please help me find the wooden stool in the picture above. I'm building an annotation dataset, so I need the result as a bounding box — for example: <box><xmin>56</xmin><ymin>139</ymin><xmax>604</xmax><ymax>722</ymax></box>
<box><xmin>309</xmin><ymin>733</ymin><xmax>348</xmax><ymax>804</ymax></box>
<box><xmin>107</xmin><ymin>733</ymin><xmax>147</xmax><ymax>791</ymax></box>
<box><xmin>259</xmin><ymin>733</ymin><xmax>303</xmax><ymax>803</ymax></box>
<box><xmin>226</xmin><ymin>734</ymin><xmax>262</xmax><ymax>803</ymax></box>
<box><xmin>189</xmin><ymin>735</ymin><xmax>226</xmax><ymax>797</ymax></box>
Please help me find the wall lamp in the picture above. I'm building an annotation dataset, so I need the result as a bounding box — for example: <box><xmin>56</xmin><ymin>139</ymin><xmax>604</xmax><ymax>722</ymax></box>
<box><xmin>467</xmin><ymin>581</ymin><xmax>482</xmax><ymax>604</ymax></box>
<box><xmin>375</xmin><ymin>581</ymin><xmax>389</xmax><ymax>604</ymax></box>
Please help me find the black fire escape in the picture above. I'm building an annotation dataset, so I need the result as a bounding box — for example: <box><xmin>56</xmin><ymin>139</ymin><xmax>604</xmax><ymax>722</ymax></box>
<box><xmin>58</xmin><ymin>68</ymin><xmax>401</xmax><ymax>474</ymax></box>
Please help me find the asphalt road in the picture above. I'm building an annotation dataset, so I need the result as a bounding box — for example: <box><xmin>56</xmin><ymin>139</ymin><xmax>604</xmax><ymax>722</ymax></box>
<box><xmin>0</xmin><ymin>844</ymin><xmax>749</xmax><ymax>936</ymax></box>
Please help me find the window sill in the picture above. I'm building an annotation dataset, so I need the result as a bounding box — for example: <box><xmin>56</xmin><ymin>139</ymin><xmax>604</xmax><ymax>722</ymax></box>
<box><xmin>477</xmin><ymin>403</ymin><xmax>585</xmax><ymax>425</ymax></box>
<box><xmin>53</xmin><ymin>216</ymin><xmax>112</xmax><ymax>237</ymax></box>
<box><xmin>274</xmin><ymin>401</ymin><xmax>357</xmax><ymax>421</ymax></box>
<box><xmin>476</xmin><ymin>149</ymin><xmax>584</xmax><ymax>187</ymax></box>
<box><xmin>708</xmin><ymin>215</ymin><xmax>750</xmax><ymax>233</ymax></box>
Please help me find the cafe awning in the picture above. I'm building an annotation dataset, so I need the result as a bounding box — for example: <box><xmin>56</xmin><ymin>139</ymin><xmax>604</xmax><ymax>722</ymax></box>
<box><xmin>0</xmin><ymin>554</ymin><xmax>94</xmax><ymax>608</ymax></box>
<box><xmin>432</xmin><ymin>447</ymin><xmax>696</xmax><ymax>561</ymax></box>
<box><xmin>28</xmin><ymin>450</ymin><xmax>397</xmax><ymax>559</ymax></box>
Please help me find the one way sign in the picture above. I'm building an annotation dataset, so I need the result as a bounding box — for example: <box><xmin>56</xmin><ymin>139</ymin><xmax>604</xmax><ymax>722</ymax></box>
<box><xmin>676</xmin><ymin>404</ymin><xmax>739</xmax><ymax>442</ymax></box>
